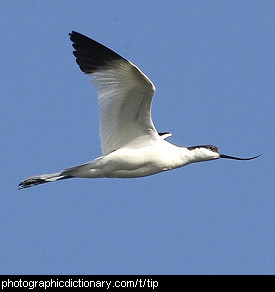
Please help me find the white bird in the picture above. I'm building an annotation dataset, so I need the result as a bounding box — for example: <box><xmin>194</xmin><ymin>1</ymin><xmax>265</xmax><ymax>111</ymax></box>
<box><xmin>19</xmin><ymin>31</ymin><xmax>260</xmax><ymax>189</ymax></box>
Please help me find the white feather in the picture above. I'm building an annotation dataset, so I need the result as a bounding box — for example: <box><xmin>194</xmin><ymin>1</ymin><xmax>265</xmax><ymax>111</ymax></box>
<box><xmin>90</xmin><ymin>60</ymin><xmax>159</xmax><ymax>154</ymax></box>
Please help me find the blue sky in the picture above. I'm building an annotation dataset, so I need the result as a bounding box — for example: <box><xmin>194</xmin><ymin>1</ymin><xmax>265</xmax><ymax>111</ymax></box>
<box><xmin>1</xmin><ymin>1</ymin><xmax>274</xmax><ymax>275</ymax></box>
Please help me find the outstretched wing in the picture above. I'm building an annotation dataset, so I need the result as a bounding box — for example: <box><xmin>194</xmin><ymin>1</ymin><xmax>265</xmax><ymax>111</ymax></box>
<box><xmin>70</xmin><ymin>31</ymin><xmax>160</xmax><ymax>155</ymax></box>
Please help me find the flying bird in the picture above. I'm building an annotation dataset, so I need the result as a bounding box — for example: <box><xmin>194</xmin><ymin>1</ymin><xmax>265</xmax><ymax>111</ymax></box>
<box><xmin>18</xmin><ymin>31</ymin><xmax>260</xmax><ymax>189</ymax></box>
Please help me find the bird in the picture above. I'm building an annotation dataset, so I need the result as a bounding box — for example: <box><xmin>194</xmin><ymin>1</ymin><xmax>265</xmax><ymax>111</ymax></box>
<box><xmin>18</xmin><ymin>31</ymin><xmax>260</xmax><ymax>189</ymax></box>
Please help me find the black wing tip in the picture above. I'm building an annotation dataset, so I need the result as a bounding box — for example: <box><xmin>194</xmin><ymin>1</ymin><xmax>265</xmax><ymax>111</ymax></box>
<box><xmin>18</xmin><ymin>178</ymin><xmax>46</xmax><ymax>190</ymax></box>
<box><xmin>69</xmin><ymin>31</ymin><xmax>92</xmax><ymax>44</ymax></box>
<box><xmin>69</xmin><ymin>30</ymin><xmax>126</xmax><ymax>74</ymax></box>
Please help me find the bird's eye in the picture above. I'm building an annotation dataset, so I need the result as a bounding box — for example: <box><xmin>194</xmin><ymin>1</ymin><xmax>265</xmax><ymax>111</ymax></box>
<box><xmin>208</xmin><ymin>146</ymin><xmax>218</xmax><ymax>153</ymax></box>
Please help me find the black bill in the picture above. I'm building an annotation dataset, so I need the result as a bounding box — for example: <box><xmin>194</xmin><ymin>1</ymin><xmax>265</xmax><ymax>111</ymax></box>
<box><xmin>220</xmin><ymin>154</ymin><xmax>261</xmax><ymax>160</ymax></box>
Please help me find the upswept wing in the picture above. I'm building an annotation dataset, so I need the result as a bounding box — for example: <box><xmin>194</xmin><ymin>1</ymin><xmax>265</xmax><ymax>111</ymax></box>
<box><xmin>70</xmin><ymin>31</ymin><xmax>159</xmax><ymax>155</ymax></box>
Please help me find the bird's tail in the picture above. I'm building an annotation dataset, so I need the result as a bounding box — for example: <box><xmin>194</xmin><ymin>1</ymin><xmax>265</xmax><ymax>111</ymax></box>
<box><xmin>18</xmin><ymin>172</ymin><xmax>73</xmax><ymax>189</ymax></box>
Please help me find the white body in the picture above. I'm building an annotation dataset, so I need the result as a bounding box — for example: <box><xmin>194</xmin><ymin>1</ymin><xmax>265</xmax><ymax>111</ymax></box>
<box><xmin>63</xmin><ymin>140</ymin><xmax>196</xmax><ymax>179</ymax></box>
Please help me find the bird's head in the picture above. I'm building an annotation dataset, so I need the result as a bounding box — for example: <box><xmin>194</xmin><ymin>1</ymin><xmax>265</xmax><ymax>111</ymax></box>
<box><xmin>187</xmin><ymin>145</ymin><xmax>261</xmax><ymax>162</ymax></box>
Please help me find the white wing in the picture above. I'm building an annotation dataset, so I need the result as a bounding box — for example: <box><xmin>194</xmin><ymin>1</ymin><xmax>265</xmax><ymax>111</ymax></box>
<box><xmin>70</xmin><ymin>31</ymin><xmax>160</xmax><ymax>155</ymax></box>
